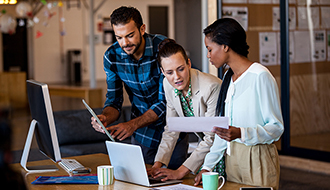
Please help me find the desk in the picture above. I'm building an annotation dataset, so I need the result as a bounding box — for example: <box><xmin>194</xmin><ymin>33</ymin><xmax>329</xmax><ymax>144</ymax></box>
<box><xmin>10</xmin><ymin>153</ymin><xmax>252</xmax><ymax>190</ymax></box>
<box><xmin>48</xmin><ymin>85</ymin><xmax>103</xmax><ymax>108</ymax></box>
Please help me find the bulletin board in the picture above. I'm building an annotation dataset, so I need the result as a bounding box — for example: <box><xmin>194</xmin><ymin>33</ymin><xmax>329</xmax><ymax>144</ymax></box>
<box><xmin>221</xmin><ymin>0</ymin><xmax>330</xmax><ymax>77</ymax></box>
<box><xmin>221</xmin><ymin>0</ymin><xmax>330</xmax><ymax>143</ymax></box>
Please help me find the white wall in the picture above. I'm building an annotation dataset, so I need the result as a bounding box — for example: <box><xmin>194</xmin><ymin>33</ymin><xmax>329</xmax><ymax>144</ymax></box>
<box><xmin>0</xmin><ymin>0</ymin><xmax>174</xmax><ymax>83</ymax></box>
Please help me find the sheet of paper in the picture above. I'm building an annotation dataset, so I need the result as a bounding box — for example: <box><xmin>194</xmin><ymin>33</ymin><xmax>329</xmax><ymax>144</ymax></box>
<box><xmin>259</xmin><ymin>32</ymin><xmax>278</xmax><ymax>66</ymax></box>
<box><xmin>272</xmin><ymin>0</ymin><xmax>296</xmax><ymax>4</ymax></box>
<box><xmin>321</xmin><ymin>7</ymin><xmax>330</xmax><ymax>29</ymax></box>
<box><xmin>249</xmin><ymin>0</ymin><xmax>271</xmax><ymax>4</ymax></box>
<box><xmin>272</xmin><ymin>7</ymin><xmax>296</xmax><ymax>30</ymax></box>
<box><xmin>297</xmin><ymin>0</ymin><xmax>319</xmax><ymax>5</ymax></box>
<box><xmin>319</xmin><ymin>0</ymin><xmax>330</xmax><ymax>5</ymax></box>
<box><xmin>297</xmin><ymin>7</ymin><xmax>320</xmax><ymax>29</ymax></box>
<box><xmin>223</xmin><ymin>0</ymin><xmax>247</xmax><ymax>3</ymax></box>
<box><xmin>277</xmin><ymin>31</ymin><xmax>295</xmax><ymax>64</ymax></box>
<box><xmin>222</xmin><ymin>6</ymin><xmax>248</xmax><ymax>31</ymax></box>
<box><xmin>294</xmin><ymin>31</ymin><xmax>311</xmax><ymax>63</ymax></box>
<box><xmin>167</xmin><ymin>117</ymin><xmax>229</xmax><ymax>132</ymax></box>
<box><xmin>312</xmin><ymin>30</ymin><xmax>326</xmax><ymax>62</ymax></box>
<box><xmin>151</xmin><ymin>183</ymin><xmax>202</xmax><ymax>190</ymax></box>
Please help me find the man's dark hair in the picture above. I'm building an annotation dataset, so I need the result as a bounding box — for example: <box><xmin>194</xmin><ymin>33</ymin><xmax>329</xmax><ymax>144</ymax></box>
<box><xmin>110</xmin><ymin>6</ymin><xmax>143</xmax><ymax>29</ymax></box>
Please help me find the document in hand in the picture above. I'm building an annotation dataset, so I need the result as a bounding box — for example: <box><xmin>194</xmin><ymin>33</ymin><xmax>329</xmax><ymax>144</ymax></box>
<box><xmin>167</xmin><ymin>117</ymin><xmax>229</xmax><ymax>132</ymax></box>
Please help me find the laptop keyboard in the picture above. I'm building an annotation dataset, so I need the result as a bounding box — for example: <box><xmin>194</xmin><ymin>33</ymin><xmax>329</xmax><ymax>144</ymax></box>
<box><xmin>58</xmin><ymin>159</ymin><xmax>84</xmax><ymax>172</ymax></box>
<box><xmin>149</xmin><ymin>177</ymin><xmax>166</xmax><ymax>184</ymax></box>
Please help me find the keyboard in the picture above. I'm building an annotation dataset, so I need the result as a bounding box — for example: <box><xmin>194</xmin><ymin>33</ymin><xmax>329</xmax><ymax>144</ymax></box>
<box><xmin>58</xmin><ymin>159</ymin><xmax>85</xmax><ymax>173</ymax></box>
<box><xmin>148</xmin><ymin>177</ymin><xmax>166</xmax><ymax>184</ymax></box>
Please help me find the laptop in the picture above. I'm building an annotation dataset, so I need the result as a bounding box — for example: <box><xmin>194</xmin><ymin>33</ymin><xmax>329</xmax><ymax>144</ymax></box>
<box><xmin>105</xmin><ymin>141</ymin><xmax>183</xmax><ymax>187</ymax></box>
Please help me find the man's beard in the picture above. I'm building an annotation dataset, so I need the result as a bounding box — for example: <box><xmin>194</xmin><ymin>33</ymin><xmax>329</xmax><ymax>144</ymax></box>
<box><xmin>122</xmin><ymin>33</ymin><xmax>142</xmax><ymax>56</ymax></box>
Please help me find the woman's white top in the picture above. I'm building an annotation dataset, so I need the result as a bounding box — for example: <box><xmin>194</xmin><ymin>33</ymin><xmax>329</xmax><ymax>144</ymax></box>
<box><xmin>202</xmin><ymin>62</ymin><xmax>284</xmax><ymax>171</ymax></box>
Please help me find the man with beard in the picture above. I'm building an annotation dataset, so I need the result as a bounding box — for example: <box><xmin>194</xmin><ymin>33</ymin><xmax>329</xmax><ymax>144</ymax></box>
<box><xmin>91</xmin><ymin>6</ymin><xmax>189</xmax><ymax>168</ymax></box>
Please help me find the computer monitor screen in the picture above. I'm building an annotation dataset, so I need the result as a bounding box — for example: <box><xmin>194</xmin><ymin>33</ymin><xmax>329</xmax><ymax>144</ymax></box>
<box><xmin>26</xmin><ymin>80</ymin><xmax>61</xmax><ymax>162</ymax></box>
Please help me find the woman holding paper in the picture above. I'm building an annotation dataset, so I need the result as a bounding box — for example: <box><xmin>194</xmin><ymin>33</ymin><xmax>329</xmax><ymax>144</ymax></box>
<box><xmin>148</xmin><ymin>39</ymin><xmax>222</xmax><ymax>180</ymax></box>
<box><xmin>194</xmin><ymin>18</ymin><xmax>284</xmax><ymax>189</ymax></box>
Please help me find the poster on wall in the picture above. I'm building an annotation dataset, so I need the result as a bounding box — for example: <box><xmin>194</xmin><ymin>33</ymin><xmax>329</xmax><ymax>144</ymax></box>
<box><xmin>222</xmin><ymin>6</ymin><xmax>248</xmax><ymax>31</ymax></box>
<box><xmin>297</xmin><ymin>6</ymin><xmax>320</xmax><ymax>29</ymax></box>
<box><xmin>294</xmin><ymin>30</ymin><xmax>311</xmax><ymax>63</ymax></box>
<box><xmin>277</xmin><ymin>32</ymin><xmax>295</xmax><ymax>64</ymax></box>
<box><xmin>312</xmin><ymin>30</ymin><xmax>326</xmax><ymax>62</ymax></box>
<box><xmin>259</xmin><ymin>32</ymin><xmax>277</xmax><ymax>66</ymax></box>
<box><xmin>272</xmin><ymin>7</ymin><xmax>296</xmax><ymax>30</ymax></box>
<box><xmin>321</xmin><ymin>7</ymin><xmax>330</xmax><ymax>29</ymax></box>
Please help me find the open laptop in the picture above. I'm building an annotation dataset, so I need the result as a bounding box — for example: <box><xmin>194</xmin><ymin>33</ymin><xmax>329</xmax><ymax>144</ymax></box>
<box><xmin>105</xmin><ymin>141</ymin><xmax>182</xmax><ymax>187</ymax></box>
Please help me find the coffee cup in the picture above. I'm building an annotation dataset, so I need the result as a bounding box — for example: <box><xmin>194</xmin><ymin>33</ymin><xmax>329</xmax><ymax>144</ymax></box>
<box><xmin>202</xmin><ymin>172</ymin><xmax>225</xmax><ymax>190</ymax></box>
<box><xmin>97</xmin><ymin>165</ymin><xmax>114</xmax><ymax>185</ymax></box>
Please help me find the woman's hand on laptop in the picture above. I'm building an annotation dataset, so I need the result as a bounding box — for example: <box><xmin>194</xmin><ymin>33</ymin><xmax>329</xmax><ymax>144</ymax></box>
<box><xmin>149</xmin><ymin>165</ymin><xmax>190</xmax><ymax>181</ymax></box>
<box><xmin>147</xmin><ymin>161</ymin><xmax>163</xmax><ymax>176</ymax></box>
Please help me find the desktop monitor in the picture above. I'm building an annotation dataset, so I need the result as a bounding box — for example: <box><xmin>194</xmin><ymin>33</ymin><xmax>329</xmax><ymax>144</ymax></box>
<box><xmin>20</xmin><ymin>80</ymin><xmax>61</xmax><ymax>172</ymax></box>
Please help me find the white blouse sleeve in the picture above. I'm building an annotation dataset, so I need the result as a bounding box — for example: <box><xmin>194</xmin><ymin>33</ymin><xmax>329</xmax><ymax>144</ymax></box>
<box><xmin>202</xmin><ymin>135</ymin><xmax>227</xmax><ymax>171</ymax></box>
<box><xmin>242</xmin><ymin>72</ymin><xmax>284</xmax><ymax>145</ymax></box>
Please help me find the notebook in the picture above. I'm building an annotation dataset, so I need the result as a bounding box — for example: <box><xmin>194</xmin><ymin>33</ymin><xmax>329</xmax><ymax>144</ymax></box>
<box><xmin>105</xmin><ymin>141</ymin><xmax>183</xmax><ymax>187</ymax></box>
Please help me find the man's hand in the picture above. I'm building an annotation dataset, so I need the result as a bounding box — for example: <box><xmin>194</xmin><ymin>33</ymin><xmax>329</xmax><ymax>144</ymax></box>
<box><xmin>194</xmin><ymin>169</ymin><xmax>208</xmax><ymax>186</ymax></box>
<box><xmin>107</xmin><ymin>120</ymin><xmax>138</xmax><ymax>141</ymax></box>
<box><xmin>212</xmin><ymin>125</ymin><xmax>241</xmax><ymax>142</ymax></box>
<box><xmin>91</xmin><ymin>114</ymin><xmax>108</xmax><ymax>133</ymax></box>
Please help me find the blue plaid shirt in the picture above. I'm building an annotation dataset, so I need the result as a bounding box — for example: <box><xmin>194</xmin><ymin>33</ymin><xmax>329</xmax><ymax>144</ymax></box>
<box><xmin>103</xmin><ymin>33</ymin><xmax>167</xmax><ymax>149</ymax></box>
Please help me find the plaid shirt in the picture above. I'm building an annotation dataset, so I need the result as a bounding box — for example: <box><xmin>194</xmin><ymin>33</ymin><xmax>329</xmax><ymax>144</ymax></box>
<box><xmin>103</xmin><ymin>33</ymin><xmax>167</xmax><ymax>148</ymax></box>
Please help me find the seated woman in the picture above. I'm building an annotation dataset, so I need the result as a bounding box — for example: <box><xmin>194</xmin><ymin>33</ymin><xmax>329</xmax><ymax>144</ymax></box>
<box><xmin>148</xmin><ymin>39</ymin><xmax>222</xmax><ymax>180</ymax></box>
<box><xmin>194</xmin><ymin>18</ymin><xmax>284</xmax><ymax>190</ymax></box>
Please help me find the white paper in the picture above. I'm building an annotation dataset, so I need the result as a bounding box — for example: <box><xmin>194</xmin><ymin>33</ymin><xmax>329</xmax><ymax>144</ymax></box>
<box><xmin>297</xmin><ymin>0</ymin><xmax>319</xmax><ymax>5</ymax></box>
<box><xmin>259</xmin><ymin>32</ymin><xmax>278</xmax><ymax>66</ymax></box>
<box><xmin>272</xmin><ymin>0</ymin><xmax>296</xmax><ymax>4</ymax></box>
<box><xmin>321</xmin><ymin>7</ymin><xmax>330</xmax><ymax>29</ymax></box>
<box><xmin>312</xmin><ymin>30</ymin><xmax>326</xmax><ymax>62</ymax></box>
<box><xmin>167</xmin><ymin>117</ymin><xmax>229</xmax><ymax>132</ymax></box>
<box><xmin>277</xmin><ymin>32</ymin><xmax>295</xmax><ymax>64</ymax></box>
<box><xmin>249</xmin><ymin>0</ymin><xmax>272</xmax><ymax>4</ymax></box>
<box><xmin>151</xmin><ymin>183</ymin><xmax>202</xmax><ymax>190</ymax></box>
<box><xmin>222</xmin><ymin>6</ymin><xmax>248</xmax><ymax>31</ymax></box>
<box><xmin>223</xmin><ymin>0</ymin><xmax>247</xmax><ymax>3</ymax></box>
<box><xmin>272</xmin><ymin>7</ymin><xmax>296</xmax><ymax>30</ymax></box>
<box><xmin>294</xmin><ymin>30</ymin><xmax>311</xmax><ymax>63</ymax></box>
<box><xmin>319</xmin><ymin>0</ymin><xmax>330</xmax><ymax>5</ymax></box>
<box><xmin>297</xmin><ymin>7</ymin><xmax>320</xmax><ymax>29</ymax></box>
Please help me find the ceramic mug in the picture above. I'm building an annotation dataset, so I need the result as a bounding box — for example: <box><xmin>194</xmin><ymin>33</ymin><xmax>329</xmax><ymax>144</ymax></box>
<box><xmin>202</xmin><ymin>172</ymin><xmax>225</xmax><ymax>190</ymax></box>
<box><xmin>97</xmin><ymin>165</ymin><xmax>114</xmax><ymax>185</ymax></box>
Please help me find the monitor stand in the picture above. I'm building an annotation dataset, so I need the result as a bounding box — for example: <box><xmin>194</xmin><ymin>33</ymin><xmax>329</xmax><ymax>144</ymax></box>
<box><xmin>20</xmin><ymin>119</ymin><xmax>59</xmax><ymax>173</ymax></box>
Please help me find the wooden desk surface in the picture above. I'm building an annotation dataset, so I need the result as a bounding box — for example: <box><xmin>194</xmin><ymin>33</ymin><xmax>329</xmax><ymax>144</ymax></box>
<box><xmin>11</xmin><ymin>153</ymin><xmax>251</xmax><ymax>190</ymax></box>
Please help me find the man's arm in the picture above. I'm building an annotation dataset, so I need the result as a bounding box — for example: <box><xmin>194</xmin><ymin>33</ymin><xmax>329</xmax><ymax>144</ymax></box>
<box><xmin>107</xmin><ymin>109</ymin><xmax>159</xmax><ymax>141</ymax></box>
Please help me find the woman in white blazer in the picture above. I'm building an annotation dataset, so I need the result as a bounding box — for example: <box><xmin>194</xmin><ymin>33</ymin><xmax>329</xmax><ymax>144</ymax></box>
<box><xmin>147</xmin><ymin>39</ymin><xmax>222</xmax><ymax>181</ymax></box>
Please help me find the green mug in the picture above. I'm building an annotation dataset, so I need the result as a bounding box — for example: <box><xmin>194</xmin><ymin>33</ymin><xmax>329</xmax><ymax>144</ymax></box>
<box><xmin>202</xmin><ymin>172</ymin><xmax>225</xmax><ymax>190</ymax></box>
